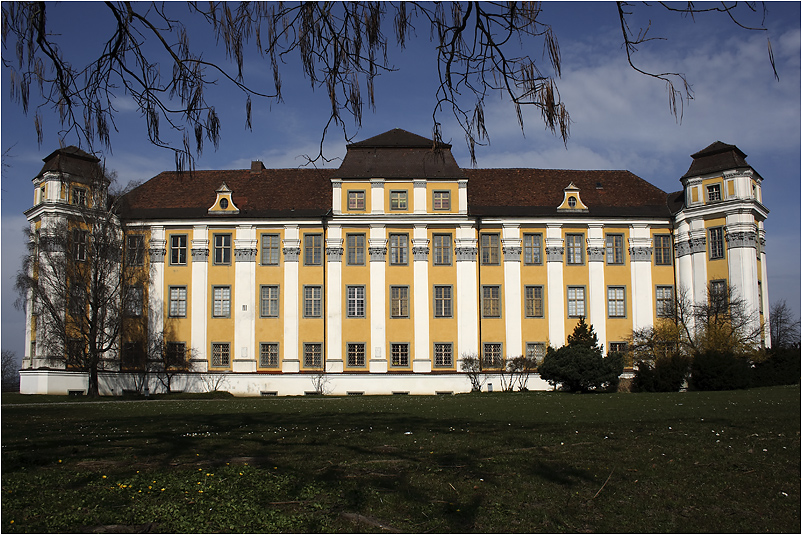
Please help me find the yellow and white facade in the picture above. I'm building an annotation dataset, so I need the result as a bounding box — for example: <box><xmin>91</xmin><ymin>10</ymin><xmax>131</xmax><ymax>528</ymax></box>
<box><xmin>20</xmin><ymin>132</ymin><xmax>770</xmax><ymax>395</ymax></box>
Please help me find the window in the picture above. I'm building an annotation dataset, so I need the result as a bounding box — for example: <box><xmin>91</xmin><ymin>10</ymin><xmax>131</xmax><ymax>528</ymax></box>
<box><xmin>389</xmin><ymin>234</ymin><xmax>408</xmax><ymax>265</ymax></box>
<box><xmin>260</xmin><ymin>285</ymin><xmax>279</xmax><ymax>317</ymax></box>
<box><xmin>523</xmin><ymin>233</ymin><xmax>542</xmax><ymax>264</ymax></box>
<box><xmin>524</xmin><ymin>286</ymin><xmax>544</xmax><ymax>317</ymax></box>
<box><xmin>482</xmin><ymin>285</ymin><xmax>501</xmax><ymax>318</ymax></box>
<box><xmin>213</xmin><ymin>234</ymin><xmax>231</xmax><ymax>265</ymax></box>
<box><xmin>433</xmin><ymin>285</ymin><xmax>453</xmax><ymax>318</ymax></box>
<box><xmin>346</xmin><ymin>234</ymin><xmax>365</xmax><ymax>265</ymax></box>
<box><xmin>125</xmin><ymin>286</ymin><xmax>143</xmax><ymax>317</ymax></box>
<box><xmin>304</xmin><ymin>343</ymin><xmax>322</xmax><ymax>368</ymax></box>
<box><xmin>67</xmin><ymin>338</ymin><xmax>84</xmax><ymax>362</ymax></box>
<box><xmin>389</xmin><ymin>190</ymin><xmax>407</xmax><ymax>210</ymax></box>
<box><xmin>212</xmin><ymin>286</ymin><xmax>230</xmax><ymax>318</ymax></box>
<box><xmin>605</xmin><ymin>234</ymin><xmax>624</xmax><ymax>264</ymax></box>
<box><xmin>169</xmin><ymin>286</ymin><xmax>187</xmax><ymax>317</ymax></box>
<box><xmin>166</xmin><ymin>342</ymin><xmax>186</xmax><ymax>362</ymax></box>
<box><xmin>607</xmin><ymin>286</ymin><xmax>626</xmax><ymax>317</ymax></box>
<box><xmin>709</xmin><ymin>227</ymin><xmax>724</xmax><ymax>260</ymax></box>
<box><xmin>304</xmin><ymin>234</ymin><xmax>323</xmax><ymax>265</ymax></box>
<box><xmin>260</xmin><ymin>343</ymin><xmax>279</xmax><ymax>368</ymax></box>
<box><xmin>433</xmin><ymin>234</ymin><xmax>452</xmax><ymax>265</ymax></box>
<box><xmin>654</xmin><ymin>234</ymin><xmax>672</xmax><ymax>265</ymax></box>
<box><xmin>567</xmin><ymin>286</ymin><xmax>585</xmax><ymax>317</ymax></box>
<box><xmin>348</xmin><ymin>190</ymin><xmax>365</xmax><ymax>210</ymax></box>
<box><xmin>434</xmin><ymin>343</ymin><xmax>453</xmax><ymax>368</ymax></box>
<box><xmin>433</xmin><ymin>190</ymin><xmax>450</xmax><ymax>210</ymax></box>
<box><xmin>483</xmin><ymin>343</ymin><xmax>503</xmax><ymax>368</ymax></box>
<box><xmin>707</xmin><ymin>183</ymin><xmax>721</xmax><ymax>202</ymax></box>
<box><xmin>127</xmin><ymin>235</ymin><xmax>145</xmax><ymax>266</ymax></box>
<box><xmin>656</xmin><ymin>286</ymin><xmax>674</xmax><ymax>318</ymax></box>
<box><xmin>391</xmin><ymin>343</ymin><xmax>410</xmax><ymax>367</ymax></box>
<box><xmin>69</xmin><ymin>284</ymin><xmax>84</xmax><ymax>316</ymax></box>
<box><xmin>121</xmin><ymin>341</ymin><xmax>144</xmax><ymax>369</ymax></box>
<box><xmin>609</xmin><ymin>342</ymin><xmax>628</xmax><ymax>354</ymax></box>
<box><xmin>566</xmin><ymin>233</ymin><xmax>584</xmax><ymax>265</ymax></box>
<box><xmin>390</xmin><ymin>286</ymin><xmax>409</xmax><ymax>318</ymax></box>
<box><xmin>211</xmin><ymin>343</ymin><xmax>230</xmax><ymax>367</ymax></box>
<box><xmin>480</xmin><ymin>233</ymin><xmax>500</xmax><ymax>265</ymax></box>
<box><xmin>304</xmin><ymin>286</ymin><xmax>322</xmax><ymax>318</ymax></box>
<box><xmin>73</xmin><ymin>229</ymin><xmax>88</xmax><ymax>261</ymax></box>
<box><xmin>72</xmin><ymin>187</ymin><xmax>87</xmax><ymax>206</ymax></box>
<box><xmin>526</xmin><ymin>342</ymin><xmax>546</xmax><ymax>364</ymax></box>
<box><xmin>710</xmin><ymin>280</ymin><xmax>727</xmax><ymax>301</ymax></box>
<box><xmin>347</xmin><ymin>286</ymin><xmax>365</xmax><ymax>317</ymax></box>
<box><xmin>261</xmin><ymin>234</ymin><xmax>280</xmax><ymax>265</ymax></box>
<box><xmin>347</xmin><ymin>343</ymin><xmax>366</xmax><ymax>367</ymax></box>
<box><xmin>170</xmin><ymin>234</ymin><xmax>187</xmax><ymax>265</ymax></box>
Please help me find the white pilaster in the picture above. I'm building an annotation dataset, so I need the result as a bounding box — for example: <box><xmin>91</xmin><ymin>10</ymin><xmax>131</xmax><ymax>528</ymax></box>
<box><xmin>726</xmin><ymin>214</ymin><xmax>760</xmax><ymax>338</ymax></box>
<box><xmin>502</xmin><ymin>224</ymin><xmax>523</xmax><ymax>357</ymax></box>
<box><xmin>759</xmin><ymin>226</ymin><xmax>771</xmax><ymax>347</ymax></box>
<box><xmin>371</xmin><ymin>179</ymin><xmax>385</xmax><ymax>214</ymax></box>
<box><xmin>456</xmin><ymin>225</ymin><xmax>479</xmax><ymax>357</ymax></box>
<box><xmin>326</xmin><ymin>226</ymin><xmax>344</xmax><ymax>372</ymax></box>
<box><xmin>148</xmin><ymin>226</ymin><xmax>166</xmax><ymax>342</ymax></box>
<box><xmin>331</xmin><ymin>179</ymin><xmax>342</xmax><ymax>215</ymax></box>
<box><xmin>629</xmin><ymin>224</ymin><xmax>654</xmax><ymax>333</ymax></box>
<box><xmin>190</xmin><ymin>226</ymin><xmax>209</xmax><ymax>371</ymax></box>
<box><xmin>282</xmin><ymin>226</ymin><xmax>301</xmax><ymax>373</ymax></box>
<box><xmin>586</xmin><ymin>224</ymin><xmax>606</xmax><ymax>351</ymax></box>
<box><xmin>412</xmin><ymin>225</ymin><xmax>431</xmax><ymax>372</ymax></box>
<box><xmin>545</xmin><ymin>224</ymin><xmax>565</xmax><ymax>346</ymax></box>
<box><xmin>689</xmin><ymin>219</ymin><xmax>709</xmax><ymax>305</ymax></box>
<box><xmin>369</xmin><ymin>224</ymin><xmax>387</xmax><ymax>372</ymax></box>
<box><xmin>233</xmin><ymin>225</ymin><xmax>257</xmax><ymax>372</ymax></box>
<box><xmin>674</xmin><ymin>220</ymin><xmax>694</xmax><ymax>302</ymax></box>
<box><xmin>413</xmin><ymin>179</ymin><xmax>427</xmax><ymax>214</ymax></box>
<box><xmin>458</xmin><ymin>179</ymin><xmax>468</xmax><ymax>215</ymax></box>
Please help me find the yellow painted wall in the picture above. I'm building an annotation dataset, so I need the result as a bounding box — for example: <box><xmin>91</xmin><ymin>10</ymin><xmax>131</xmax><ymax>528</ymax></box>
<box><xmin>650</xmin><ymin>228</ymin><xmax>676</xmax><ymax>323</ymax></box>
<box><xmin>341</xmin><ymin>182</ymin><xmax>370</xmax><ymax>213</ymax></box>
<box><xmin>519</xmin><ymin>226</ymin><xmax>550</xmax><ymax>349</ymax></box>
<box><xmin>477</xmin><ymin>229</ymin><xmax>506</xmax><ymax>357</ymax></box>
<box><xmin>254</xmin><ymin>228</ymin><xmax>285</xmax><ymax>370</ymax></box>
<box><xmin>163</xmin><ymin>228</ymin><xmax>192</xmax><ymax>348</ymax></box>
<box><xmin>384</xmin><ymin>182</ymin><xmax>414</xmax><ymax>213</ymax></box>
<box><xmin>603</xmin><ymin>227</ymin><xmax>632</xmax><ymax>347</ymax></box>
<box><xmin>341</xmin><ymin>226</ymin><xmax>371</xmax><ymax>370</ymax></box>
<box><xmin>705</xmin><ymin>217</ymin><xmax>729</xmax><ymax>282</ymax></box>
<box><xmin>427</xmin><ymin>182</ymin><xmax>459</xmax><ymax>213</ymax></box>
<box><xmin>298</xmin><ymin>227</ymin><xmax>326</xmax><ymax>370</ymax></box>
<box><xmin>385</xmin><ymin>226</ymin><xmax>415</xmax><ymax>369</ymax></box>
<box><xmin>562</xmin><ymin>227</ymin><xmax>590</xmax><ymax>339</ymax></box>
<box><xmin>207</xmin><ymin>228</ymin><xmax>236</xmax><ymax>369</ymax></box>
<box><xmin>428</xmin><ymin>227</ymin><xmax>459</xmax><ymax>367</ymax></box>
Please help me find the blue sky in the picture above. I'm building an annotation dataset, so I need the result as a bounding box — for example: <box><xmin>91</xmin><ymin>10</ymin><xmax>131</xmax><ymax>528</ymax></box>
<box><xmin>2</xmin><ymin>2</ymin><xmax>800</xmax><ymax>362</ymax></box>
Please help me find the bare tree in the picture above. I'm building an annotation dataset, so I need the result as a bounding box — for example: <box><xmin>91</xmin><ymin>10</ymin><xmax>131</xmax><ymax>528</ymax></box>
<box><xmin>1</xmin><ymin>350</ymin><xmax>19</xmax><ymax>391</ymax></box>
<box><xmin>148</xmin><ymin>331</ymin><xmax>194</xmax><ymax>394</ymax></box>
<box><xmin>1</xmin><ymin>2</ymin><xmax>775</xmax><ymax>168</ymax></box>
<box><xmin>15</xmin><ymin>168</ymin><xmax>144</xmax><ymax>396</ymax></box>
<box><xmin>769</xmin><ymin>300</ymin><xmax>800</xmax><ymax>349</ymax></box>
<box><xmin>459</xmin><ymin>353</ymin><xmax>487</xmax><ymax>392</ymax></box>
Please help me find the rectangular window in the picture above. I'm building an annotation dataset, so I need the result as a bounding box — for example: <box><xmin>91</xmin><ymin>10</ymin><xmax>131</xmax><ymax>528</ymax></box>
<box><xmin>212</xmin><ymin>286</ymin><xmax>231</xmax><ymax>318</ymax></box>
<box><xmin>347</xmin><ymin>343</ymin><xmax>366</xmax><ymax>367</ymax></box>
<box><xmin>656</xmin><ymin>286</ymin><xmax>674</xmax><ymax>318</ymax></box>
<box><xmin>391</xmin><ymin>343</ymin><xmax>410</xmax><ymax>367</ymax></box>
<box><xmin>709</xmin><ymin>227</ymin><xmax>724</xmax><ymax>260</ymax></box>
<box><xmin>567</xmin><ymin>286</ymin><xmax>586</xmax><ymax>317</ymax></box>
<box><xmin>346</xmin><ymin>234</ymin><xmax>365</xmax><ymax>265</ymax></box>
<box><xmin>434</xmin><ymin>343</ymin><xmax>453</xmax><ymax>368</ymax></box>
<box><xmin>389</xmin><ymin>234</ymin><xmax>408</xmax><ymax>265</ymax></box>
<box><xmin>260</xmin><ymin>285</ymin><xmax>280</xmax><ymax>318</ymax></box>
<box><xmin>526</xmin><ymin>342</ymin><xmax>546</xmax><ymax>364</ymax></box>
<box><xmin>433</xmin><ymin>190</ymin><xmax>451</xmax><ymax>210</ymax></box>
<box><xmin>433</xmin><ymin>234</ymin><xmax>452</xmax><ymax>265</ymax></box>
<box><xmin>169</xmin><ymin>286</ymin><xmax>187</xmax><ymax>318</ymax></box>
<box><xmin>654</xmin><ymin>234</ymin><xmax>672</xmax><ymax>265</ymax></box>
<box><xmin>566</xmin><ymin>233</ymin><xmax>584</xmax><ymax>265</ymax></box>
<box><xmin>72</xmin><ymin>187</ymin><xmax>87</xmax><ymax>206</ymax></box>
<box><xmin>523</xmin><ymin>233</ymin><xmax>542</xmax><ymax>264</ymax></box>
<box><xmin>482</xmin><ymin>285</ymin><xmax>501</xmax><ymax>318</ymax></box>
<box><xmin>609</xmin><ymin>342</ymin><xmax>628</xmax><ymax>354</ymax></box>
<box><xmin>433</xmin><ymin>285</ymin><xmax>453</xmax><ymax>318</ymax></box>
<box><xmin>707</xmin><ymin>183</ymin><xmax>721</xmax><ymax>202</ymax></box>
<box><xmin>166</xmin><ymin>342</ymin><xmax>186</xmax><ymax>362</ymax></box>
<box><xmin>213</xmin><ymin>234</ymin><xmax>231</xmax><ymax>265</ymax></box>
<box><xmin>127</xmin><ymin>235</ymin><xmax>145</xmax><ymax>266</ymax></box>
<box><xmin>524</xmin><ymin>285</ymin><xmax>544</xmax><ymax>317</ymax></box>
<box><xmin>125</xmin><ymin>286</ymin><xmax>143</xmax><ymax>317</ymax></box>
<box><xmin>348</xmin><ymin>190</ymin><xmax>365</xmax><ymax>210</ymax></box>
<box><xmin>483</xmin><ymin>343</ymin><xmax>503</xmax><ymax>368</ymax></box>
<box><xmin>73</xmin><ymin>229</ymin><xmax>88</xmax><ymax>261</ymax></box>
<box><xmin>390</xmin><ymin>286</ymin><xmax>409</xmax><ymax>318</ymax></box>
<box><xmin>69</xmin><ymin>284</ymin><xmax>84</xmax><ymax>316</ymax></box>
<box><xmin>605</xmin><ymin>234</ymin><xmax>624</xmax><ymax>264</ymax></box>
<box><xmin>480</xmin><ymin>233</ymin><xmax>500</xmax><ymax>265</ymax></box>
<box><xmin>261</xmin><ymin>233</ymin><xmax>280</xmax><ymax>265</ymax></box>
<box><xmin>607</xmin><ymin>286</ymin><xmax>626</xmax><ymax>317</ymax></box>
<box><xmin>211</xmin><ymin>342</ymin><xmax>230</xmax><ymax>367</ymax></box>
<box><xmin>711</xmin><ymin>279</ymin><xmax>727</xmax><ymax>300</ymax></box>
<box><xmin>170</xmin><ymin>234</ymin><xmax>187</xmax><ymax>265</ymax></box>
<box><xmin>347</xmin><ymin>286</ymin><xmax>365</xmax><ymax>318</ymax></box>
<box><xmin>304</xmin><ymin>343</ymin><xmax>322</xmax><ymax>368</ymax></box>
<box><xmin>389</xmin><ymin>190</ymin><xmax>408</xmax><ymax>210</ymax></box>
<box><xmin>304</xmin><ymin>286</ymin><xmax>322</xmax><ymax>318</ymax></box>
<box><xmin>260</xmin><ymin>343</ymin><xmax>279</xmax><ymax>368</ymax></box>
<box><xmin>304</xmin><ymin>234</ymin><xmax>323</xmax><ymax>265</ymax></box>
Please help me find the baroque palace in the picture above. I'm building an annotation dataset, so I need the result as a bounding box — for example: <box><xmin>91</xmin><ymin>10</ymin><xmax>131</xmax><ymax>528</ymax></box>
<box><xmin>20</xmin><ymin>129</ymin><xmax>769</xmax><ymax>395</ymax></box>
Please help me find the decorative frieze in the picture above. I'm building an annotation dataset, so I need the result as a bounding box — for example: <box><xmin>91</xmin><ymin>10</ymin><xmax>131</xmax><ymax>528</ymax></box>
<box><xmin>282</xmin><ymin>247</ymin><xmax>300</xmax><ymax>262</ymax></box>
<box><xmin>675</xmin><ymin>240</ymin><xmax>691</xmax><ymax>258</ymax></box>
<box><xmin>455</xmin><ymin>246</ymin><xmax>478</xmax><ymax>262</ymax></box>
<box><xmin>191</xmin><ymin>248</ymin><xmax>209</xmax><ymax>261</ymax></box>
<box><xmin>326</xmin><ymin>247</ymin><xmax>343</xmax><ymax>262</ymax></box>
<box><xmin>369</xmin><ymin>247</ymin><xmax>387</xmax><ymax>262</ymax></box>
<box><xmin>587</xmin><ymin>247</ymin><xmax>605</xmax><ymax>262</ymax></box>
<box><xmin>503</xmin><ymin>246</ymin><xmax>522</xmax><ymax>262</ymax></box>
<box><xmin>234</xmin><ymin>248</ymin><xmax>258</xmax><ymax>262</ymax></box>
<box><xmin>149</xmin><ymin>247</ymin><xmax>166</xmax><ymax>263</ymax></box>
<box><xmin>629</xmin><ymin>246</ymin><xmax>653</xmax><ymax>262</ymax></box>
<box><xmin>413</xmin><ymin>246</ymin><xmax>430</xmax><ymax>261</ymax></box>
<box><xmin>725</xmin><ymin>231</ymin><xmax>757</xmax><ymax>249</ymax></box>
<box><xmin>546</xmin><ymin>246</ymin><xmax>564</xmax><ymax>262</ymax></box>
<box><xmin>690</xmin><ymin>237</ymin><xmax>707</xmax><ymax>254</ymax></box>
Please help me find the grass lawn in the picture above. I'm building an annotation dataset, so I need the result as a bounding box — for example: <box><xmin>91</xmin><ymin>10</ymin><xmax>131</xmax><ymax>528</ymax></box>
<box><xmin>2</xmin><ymin>386</ymin><xmax>799</xmax><ymax>533</ymax></box>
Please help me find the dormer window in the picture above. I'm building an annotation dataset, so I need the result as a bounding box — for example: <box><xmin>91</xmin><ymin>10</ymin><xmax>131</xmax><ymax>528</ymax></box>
<box><xmin>567</xmin><ymin>196</ymin><xmax>577</xmax><ymax>208</ymax></box>
<box><xmin>707</xmin><ymin>184</ymin><xmax>721</xmax><ymax>202</ymax></box>
<box><xmin>208</xmin><ymin>182</ymin><xmax>239</xmax><ymax>214</ymax></box>
<box><xmin>348</xmin><ymin>190</ymin><xmax>365</xmax><ymax>211</ymax></box>
<box><xmin>433</xmin><ymin>190</ymin><xmax>451</xmax><ymax>210</ymax></box>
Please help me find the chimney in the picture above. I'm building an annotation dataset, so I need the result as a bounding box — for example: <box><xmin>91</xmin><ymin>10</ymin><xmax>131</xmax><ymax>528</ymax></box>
<box><xmin>251</xmin><ymin>160</ymin><xmax>265</xmax><ymax>174</ymax></box>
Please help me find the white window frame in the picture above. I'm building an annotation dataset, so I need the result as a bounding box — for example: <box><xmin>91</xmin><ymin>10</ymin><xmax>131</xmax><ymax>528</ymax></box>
<box><xmin>524</xmin><ymin>285</ymin><xmax>544</xmax><ymax>318</ymax></box>
<box><xmin>213</xmin><ymin>233</ymin><xmax>232</xmax><ymax>265</ymax></box>
<box><xmin>260</xmin><ymin>285</ymin><xmax>280</xmax><ymax>318</ymax></box>
<box><xmin>390</xmin><ymin>286</ymin><xmax>409</xmax><ymax>318</ymax></box>
<box><xmin>261</xmin><ymin>233</ymin><xmax>280</xmax><ymax>265</ymax></box>
<box><xmin>212</xmin><ymin>286</ymin><xmax>231</xmax><ymax>318</ymax></box>
<box><xmin>709</xmin><ymin>227</ymin><xmax>725</xmax><ymax>260</ymax></box>
<box><xmin>348</xmin><ymin>190</ymin><xmax>366</xmax><ymax>211</ymax></box>
<box><xmin>433</xmin><ymin>285</ymin><xmax>453</xmax><ymax>318</ymax></box>
<box><xmin>169</xmin><ymin>286</ymin><xmax>187</xmax><ymax>318</ymax></box>
<box><xmin>656</xmin><ymin>286</ymin><xmax>674</xmax><ymax>318</ymax></box>
<box><xmin>432</xmin><ymin>190</ymin><xmax>451</xmax><ymax>210</ymax></box>
<box><xmin>566</xmin><ymin>233</ymin><xmax>585</xmax><ymax>265</ymax></box>
<box><xmin>433</xmin><ymin>234</ymin><xmax>452</xmax><ymax>265</ymax></box>
<box><xmin>389</xmin><ymin>190</ymin><xmax>408</xmax><ymax>210</ymax></box>
<box><xmin>346</xmin><ymin>233</ymin><xmax>365</xmax><ymax>265</ymax></box>
<box><xmin>304</xmin><ymin>234</ymin><xmax>323</xmax><ymax>265</ymax></box>
<box><xmin>605</xmin><ymin>234</ymin><xmax>624</xmax><ymax>265</ymax></box>
<box><xmin>389</xmin><ymin>234</ymin><xmax>409</xmax><ymax>265</ymax></box>
<box><xmin>170</xmin><ymin>234</ymin><xmax>188</xmax><ymax>265</ymax></box>
<box><xmin>607</xmin><ymin>286</ymin><xmax>626</xmax><ymax>318</ymax></box>
<box><xmin>303</xmin><ymin>285</ymin><xmax>322</xmax><ymax>318</ymax></box>
<box><xmin>346</xmin><ymin>285</ymin><xmax>366</xmax><ymax>318</ymax></box>
<box><xmin>567</xmin><ymin>286</ymin><xmax>586</xmax><ymax>318</ymax></box>
<box><xmin>523</xmin><ymin>233</ymin><xmax>542</xmax><ymax>265</ymax></box>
